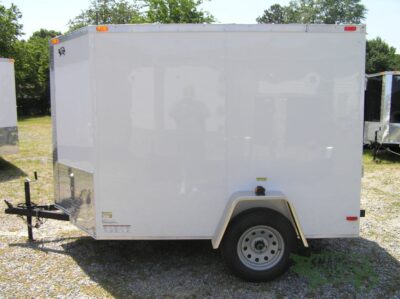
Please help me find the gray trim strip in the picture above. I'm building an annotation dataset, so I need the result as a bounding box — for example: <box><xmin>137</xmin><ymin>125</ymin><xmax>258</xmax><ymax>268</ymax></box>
<box><xmin>55</xmin><ymin>162</ymin><xmax>96</xmax><ymax>236</ymax></box>
<box><xmin>49</xmin><ymin>44</ymin><xmax>60</xmax><ymax>202</ymax></box>
<box><xmin>0</xmin><ymin>126</ymin><xmax>18</xmax><ymax>155</ymax></box>
<box><xmin>54</xmin><ymin>203</ymin><xmax>96</xmax><ymax>238</ymax></box>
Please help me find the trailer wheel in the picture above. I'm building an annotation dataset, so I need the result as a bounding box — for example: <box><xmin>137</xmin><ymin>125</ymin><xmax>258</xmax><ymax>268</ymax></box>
<box><xmin>221</xmin><ymin>208</ymin><xmax>296</xmax><ymax>282</ymax></box>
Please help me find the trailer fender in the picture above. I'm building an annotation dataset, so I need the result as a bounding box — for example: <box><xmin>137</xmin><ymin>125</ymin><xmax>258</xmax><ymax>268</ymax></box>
<box><xmin>212</xmin><ymin>191</ymin><xmax>308</xmax><ymax>249</ymax></box>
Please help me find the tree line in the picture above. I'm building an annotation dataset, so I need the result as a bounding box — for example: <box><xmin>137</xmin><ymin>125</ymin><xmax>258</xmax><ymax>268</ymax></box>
<box><xmin>0</xmin><ymin>0</ymin><xmax>399</xmax><ymax>116</ymax></box>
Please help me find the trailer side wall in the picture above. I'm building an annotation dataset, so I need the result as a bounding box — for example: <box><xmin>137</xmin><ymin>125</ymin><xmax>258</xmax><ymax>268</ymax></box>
<box><xmin>0</xmin><ymin>59</ymin><xmax>18</xmax><ymax>155</ymax></box>
<box><xmin>89</xmin><ymin>27</ymin><xmax>365</xmax><ymax>239</ymax></box>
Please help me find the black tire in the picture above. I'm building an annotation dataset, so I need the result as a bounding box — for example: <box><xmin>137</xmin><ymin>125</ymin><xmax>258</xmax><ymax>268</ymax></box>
<box><xmin>221</xmin><ymin>208</ymin><xmax>297</xmax><ymax>282</ymax></box>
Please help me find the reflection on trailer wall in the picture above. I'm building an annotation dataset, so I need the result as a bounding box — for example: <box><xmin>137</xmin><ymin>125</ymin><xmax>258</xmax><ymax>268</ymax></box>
<box><xmin>391</xmin><ymin>75</ymin><xmax>400</xmax><ymax>123</ymax></box>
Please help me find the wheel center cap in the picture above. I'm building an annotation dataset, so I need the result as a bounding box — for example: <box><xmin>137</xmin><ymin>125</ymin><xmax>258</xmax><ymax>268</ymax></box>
<box><xmin>252</xmin><ymin>237</ymin><xmax>268</xmax><ymax>253</ymax></box>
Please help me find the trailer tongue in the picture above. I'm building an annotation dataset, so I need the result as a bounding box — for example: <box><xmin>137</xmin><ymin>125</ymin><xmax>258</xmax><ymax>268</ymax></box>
<box><xmin>4</xmin><ymin>175</ymin><xmax>69</xmax><ymax>241</ymax></box>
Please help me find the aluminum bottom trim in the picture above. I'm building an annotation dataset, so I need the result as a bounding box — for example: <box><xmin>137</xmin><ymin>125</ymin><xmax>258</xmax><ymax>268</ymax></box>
<box><xmin>0</xmin><ymin>126</ymin><xmax>18</xmax><ymax>155</ymax></box>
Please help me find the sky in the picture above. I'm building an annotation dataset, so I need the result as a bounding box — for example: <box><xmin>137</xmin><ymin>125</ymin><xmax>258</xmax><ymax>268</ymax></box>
<box><xmin>2</xmin><ymin>0</ymin><xmax>400</xmax><ymax>52</ymax></box>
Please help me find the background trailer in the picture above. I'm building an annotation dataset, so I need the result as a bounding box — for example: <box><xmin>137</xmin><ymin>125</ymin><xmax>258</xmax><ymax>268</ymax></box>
<box><xmin>0</xmin><ymin>58</ymin><xmax>18</xmax><ymax>155</ymax></box>
<box><xmin>45</xmin><ymin>24</ymin><xmax>365</xmax><ymax>281</ymax></box>
<box><xmin>364</xmin><ymin>71</ymin><xmax>400</xmax><ymax>146</ymax></box>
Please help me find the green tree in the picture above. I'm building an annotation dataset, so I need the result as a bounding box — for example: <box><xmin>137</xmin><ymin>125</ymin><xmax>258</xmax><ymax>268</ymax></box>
<box><xmin>395</xmin><ymin>54</ymin><xmax>400</xmax><ymax>71</ymax></box>
<box><xmin>68</xmin><ymin>0</ymin><xmax>145</xmax><ymax>31</ymax></box>
<box><xmin>256</xmin><ymin>3</ymin><xmax>301</xmax><ymax>24</ymax></box>
<box><xmin>366</xmin><ymin>37</ymin><xmax>399</xmax><ymax>74</ymax></box>
<box><xmin>0</xmin><ymin>3</ymin><xmax>23</xmax><ymax>58</ymax></box>
<box><xmin>14</xmin><ymin>29</ymin><xmax>61</xmax><ymax>115</ymax></box>
<box><xmin>257</xmin><ymin>0</ymin><xmax>366</xmax><ymax>24</ymax></box>
<box><xmin>144</xmin><ymin>0</ymin><xmax>215</xmax><ymax>23</ymax></box>
<box><xmin>68</xmin><ymin>0</ymin><xmax>215</xmax><ymax>31</ymax></box>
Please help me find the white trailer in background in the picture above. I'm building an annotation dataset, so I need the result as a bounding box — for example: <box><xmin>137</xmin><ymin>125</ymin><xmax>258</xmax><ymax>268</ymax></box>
<box><xmin>47</xmin><ymin>24</ymin><xmax>367</xmax><ymax>281</ymax></box>
<box><xmin>364</xmin><ymin>71</ymin><xmax>400</xmax><ymax>147</ymax></box>
<box><xmin>0</xmin><ymin>58</ymin><xmax>18</xmax><ymax>155</ymax></box>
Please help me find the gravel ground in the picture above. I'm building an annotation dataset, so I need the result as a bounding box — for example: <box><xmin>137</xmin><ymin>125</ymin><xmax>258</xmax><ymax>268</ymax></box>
<box><xmin>0</xmin><ymin>117</ymin><xmax>399</xmax><ymax>298</ymax></box>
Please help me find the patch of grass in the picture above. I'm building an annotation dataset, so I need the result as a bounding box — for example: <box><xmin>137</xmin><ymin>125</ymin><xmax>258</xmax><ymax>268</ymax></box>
<box><xmin>390</xmin><ymin>200</ymin><xmax>400</xmax><ymax>209</ymax></box>
<box><xmin>363</xmin><ymin>148</ymin><xmax>400</xmax><ymax>167</ymax></box>
<box><xmin>0</xmin><ymin>116</ymin><xmax>53</xmax><ymax>201</ymax></box>
<box><xmin>290</xmin><ymin>251</ymin><xmax>379</xmax><ymax>291</ymax></box>
<box><xmin>79</xmin><ymin>284</ymin><xmax>112</xmax><ymax>298</ymax></box>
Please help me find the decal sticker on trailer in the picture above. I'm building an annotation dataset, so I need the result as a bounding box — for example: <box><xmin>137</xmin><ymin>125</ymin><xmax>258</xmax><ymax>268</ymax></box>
<box><xmin>103</xmin><ymin>225</ymin><xmax>131</xmax><ymax>233</ymax></box>
<box><xmin>102</xmin><ymin>212</ymin><xmax>115</xmax><ymax>223</ymax></box>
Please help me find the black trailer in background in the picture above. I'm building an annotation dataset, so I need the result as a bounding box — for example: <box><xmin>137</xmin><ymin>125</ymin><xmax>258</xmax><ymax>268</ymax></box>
<box><xmin>364</xmin><ymin>71</ymin><xmax>400</xmax><ymax>159</ymax></box>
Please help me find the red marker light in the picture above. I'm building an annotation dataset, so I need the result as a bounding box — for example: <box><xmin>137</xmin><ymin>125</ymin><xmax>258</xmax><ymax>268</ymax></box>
<box><xmin>344</xmin><ymin>26</ymin><xmax>357</xmax><ymax>32</ymax></box>
<box><xmin>346</xmin><ymin>216</ymin><xmax>358</xmax><ymax>221</ymax></box>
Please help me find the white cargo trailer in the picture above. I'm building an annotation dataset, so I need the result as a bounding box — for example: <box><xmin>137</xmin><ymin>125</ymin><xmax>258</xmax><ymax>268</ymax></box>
<box><xmin>8</xmin><ymin>24</ymin><xmax>366</xmax><ymax>281</ymax></box>
<box><xmin>364</xmin><ymin>71</ymin><xmax>400</xmax><ymax>147</ymax></box>
<box><xmin>0</xmin><ymin>58</ymin><xmax>18</xmax><ymax>155</ymax></box>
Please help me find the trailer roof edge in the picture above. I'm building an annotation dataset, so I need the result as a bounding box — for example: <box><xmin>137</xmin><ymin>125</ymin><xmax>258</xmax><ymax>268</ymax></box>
<box><xmin>51</xmin><ymin>24</ymin><xmax>366</xmax><ymax>44</ymax></box>
<box><xmin>0</xmin><ymin>58</ymin><xmax>14</xmax><ymax>63</ymax></box>
<box><xmin>367</xmin><ymin>71</ymin><xmax>400</xmax><ymax>77</ymax></box>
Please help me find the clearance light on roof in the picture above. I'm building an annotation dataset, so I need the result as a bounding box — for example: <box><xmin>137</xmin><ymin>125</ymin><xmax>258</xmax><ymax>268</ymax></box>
<box><xmin>51</xmin><ymin>38</ymin><xmax>60</xmax><ymax>45</ymax></box>
<box><xmin>96</xmin><ymin>25</ymin><xmax>109</xmax><ymax>32</ymax></box>
<box><xmin>344</xmin><ymin>26</ymin><xmax>357</xmax><ymax>32</ymax></box>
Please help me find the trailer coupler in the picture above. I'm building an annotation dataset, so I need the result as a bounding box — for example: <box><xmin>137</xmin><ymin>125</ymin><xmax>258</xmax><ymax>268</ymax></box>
<box><xmin>4</xmin><ymin>176</ymin><xmax>69</xmax><ymax>241</ymax></box>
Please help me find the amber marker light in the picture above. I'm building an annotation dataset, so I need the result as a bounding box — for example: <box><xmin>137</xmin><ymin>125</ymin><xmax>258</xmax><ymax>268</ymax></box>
<box><xmin>51</xmin><ymin>38</ymin><xmax>60</xmax><ymax>45</ymax></box>
<box><xmin>96</xmin><ymin>25</ymin><xmax>109</xmax><ymax>32</ymax></box>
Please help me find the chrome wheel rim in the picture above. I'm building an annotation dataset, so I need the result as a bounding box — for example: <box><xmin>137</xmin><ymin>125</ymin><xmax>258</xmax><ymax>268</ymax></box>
<box><xmin>237</xmin><ymin>225</ymin><xmax>284</xmax><ymax>271</ymax></box>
